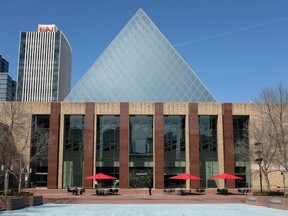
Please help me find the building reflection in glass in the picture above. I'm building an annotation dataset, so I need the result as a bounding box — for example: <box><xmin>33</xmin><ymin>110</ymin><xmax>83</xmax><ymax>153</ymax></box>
<box><xmin>96</xmin><ymin>115</ymin><xmax>120</xmax><ymax>187</ymax></box>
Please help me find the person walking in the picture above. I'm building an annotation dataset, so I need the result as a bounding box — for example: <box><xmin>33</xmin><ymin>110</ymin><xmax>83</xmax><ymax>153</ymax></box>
<box><xmin>147</xmin><ymin>179</ymin><xmax>152</xmax><ymax>195</ymax></box>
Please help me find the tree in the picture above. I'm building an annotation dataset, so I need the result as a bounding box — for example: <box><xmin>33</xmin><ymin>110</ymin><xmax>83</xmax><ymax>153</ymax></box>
<box><xmin>250</xmin><ymin>121</ymin><xmax>277</xmax><ymax>191</ymax></box>
<box><xmin>0</xmin><ymin>122</ymin><xmax>17</xmax><ymax>170</ymax></box>
<box><xmin>234</xmin><ymin>120</ymin><xmax>277</xmax><ymax>191</ymax></box>
<box><xmin>234</xmin><ymin>83</ymin><xmax>288</xmax><ymax>191</ymax></box>
<box><xmin>244</xmin><ymin>83</ymin><xmax>288</xmax><ymax>191</ymax></box>
<box><xmin>0</xmin><ymin>102</ymin><xmax>49</xmax><ymax>193</ymax></box>
<box><xmin>254</xmin><ymin>83</ymin><xmax>288</xmax><ymax>172</ymax></box>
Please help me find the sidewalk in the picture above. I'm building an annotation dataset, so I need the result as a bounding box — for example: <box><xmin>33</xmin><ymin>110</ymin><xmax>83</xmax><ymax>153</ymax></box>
<box><xmin>27</xmin><ymin>188</ymin><xmax>247</xmax><ymax>204</ymax></box>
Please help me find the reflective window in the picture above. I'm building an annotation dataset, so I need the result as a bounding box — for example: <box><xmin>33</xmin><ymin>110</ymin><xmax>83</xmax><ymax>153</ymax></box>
<box><xmin>130</xmin><ymin>116</ymin><xmax>153</xmax><ymax>155</ymax></box>
<box><xmin>233</xmin><ymin>115</ymin><xmax>250</xmax><ymax>188</ymax></box>
<box><xmin>199</xmin><ymin>116</ymin><xmax>218</xmax><ymax>188</ymax></box>
<box><xmin>199</xmin><ymin>116</ymin><xmax>217</xmax><ymax>152</ymax></box>
<box><xmin>233</xmin><ymin>116</ymin><xmax>249</xmax><ymax>151</ymax></box>
<box><xmin>63</xmin><ymin>115</ymin><xmax>84</xmax><ymax>188</ymax></box>
<box><xmin>96</xmin><ymin>115</ymin><xmax>120</xmax><ymax>184</ymax></box>
<box><xmin>30</xmin><ymin>115</ymin><xmax>50</xmax><ymax>187</ymax></box>
<box><xmin>164</xmin><ymin>115</ymin><xmax>186</xmax><ymax>188</ymax></box>
<box><xmin>164</xmin><ymin>116</ymin><xmax>185</xmax><ymax>153</ymax></box>
<box><xmin>129</xmin><ymin>115</ymin><xmax>153</xmax><ymax>188</ymax></box>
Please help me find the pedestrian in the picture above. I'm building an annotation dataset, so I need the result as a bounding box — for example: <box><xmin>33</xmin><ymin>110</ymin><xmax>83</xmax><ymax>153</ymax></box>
<box><xmin>147</xmin><ymin>179</ymin><xmax>152</xmax><ymax>195</ymax></box>
<box><xmin>95</xmin><ymin>180</ymin><xmax>98</xmax><ymax>188</ymax></box>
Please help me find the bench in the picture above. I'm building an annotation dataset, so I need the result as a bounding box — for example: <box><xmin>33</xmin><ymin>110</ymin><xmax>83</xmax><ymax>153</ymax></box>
<box><xmin>195</xmin><ymin>188</ymin><xmax>205</xmax><ymax>194</ymax></box>
<box><xmin>179</xmin><ymin>189</ymin><xmax>193</xmax><ymax>195</ymax></box>
<box><xmin>217</xmin><ymin>188</ymin><xmax>229</xmax><ymax>195</ymax></box>
<box><xmin>68</xmin><ymin>187</ymin><xmax>85</xmax><ymax>195</ymax></box>
<box><xmin>164</xmin><ymin>188</ymin><xmax>175</xmax><ymax>195</ymax></box>
<box><xmin>238</xmin><ymin>188</ymin><xmax>250</xmax><ymax>195</ymax></box>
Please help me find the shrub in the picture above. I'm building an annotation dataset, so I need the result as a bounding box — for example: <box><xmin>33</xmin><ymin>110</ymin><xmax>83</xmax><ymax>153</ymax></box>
<box><xmin>18</xmin><ymin>191</ymin><xmax>34</xmax><ymax>196</ymax></box>
<box><xmin>0</xmin><ymin>190</ymin><xmax>33</xmax><ymax>197</ymax></box>
<box><xmin>253</xmin><ymin>190</ymin><xmax>284</xmax><ymax>196</ymax></box>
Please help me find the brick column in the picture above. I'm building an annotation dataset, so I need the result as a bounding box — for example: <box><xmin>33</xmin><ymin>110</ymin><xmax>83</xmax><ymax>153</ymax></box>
<box><xmin>84</xmin><ymin>102</ymin><xmax>95</xmax><ymax>188</ymax></box>
<box><xmin>119</xmin><ymin>103</ymin><xmax>129</xmax><ymax>188</ymax></box>
<box><xmin>154</xmin><ymin>103</ymin><xmax>164</xmax><ymax>189</ymax></box>
<box><xmin>47</xmin><ymin>102</ymin><xmax>61</xmax><ymax>189</ymax></box>
<box><xmin>222</xmin><ymin>103</ymin><xmax>235</xmax><ymax>188</ymax></box>
<box><xmin>189</xmin><ymin>103</ymin><xmax>200</xmax><ymax>188</ymax></box>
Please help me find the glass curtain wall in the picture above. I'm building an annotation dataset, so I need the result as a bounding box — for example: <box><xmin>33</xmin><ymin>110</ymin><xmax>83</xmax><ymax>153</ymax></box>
<box><xmin>199</xmin><ymin>116</ymin><xmax>218</xmax><ymax>188</ymax></box>
<box><xmin>30</xmin><ymin>115</ymin><xmax>50</xmax><ymax>187</ymax></box>
<box><xmin>164</xmin><ymin>115</ymin><xmax>186</xmax><ymax>188</ymax></box>
<box><xmin>96</xmin><ymin>115</ymin><xmax>120</xmax><ymax>188</ymax></box>
<box><xmin>63</xmin><ymin>115</ymin><xmax>84</xmax><ymax>188</ymax></box>
<box><xmin>129</xmin><ymin>115</ymin><xmax>153</xmax><ymax>188</ymax></box>
<box><xmin>233</xmin><ymin>116</ymin><xmax>250</xmax><ymax>188</ymax></box>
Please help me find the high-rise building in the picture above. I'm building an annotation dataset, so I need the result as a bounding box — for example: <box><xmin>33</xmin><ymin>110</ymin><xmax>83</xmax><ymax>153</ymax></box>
<box><xmin>65</xmin><ymin>9</ymin><xmax>215</xmax><ymax>102</ymax></box>
<box><xmin>17</xmin><ymin>24</ymin><xmax>72</xmax><ymax>102</ymax></box>
<box><xmin>0</xmin><ymin>54</ymin><xmax>16</xmax><ymax>101</ymax></box>
<box><xmin>0</xmin><ymin>54</ymin><xmax>9</xmax><ymax>72</ymax></box>
<box><xmin>0</xmin><ymin>74</ymin><xmax>17</xmax><ymax>101</ymax></box>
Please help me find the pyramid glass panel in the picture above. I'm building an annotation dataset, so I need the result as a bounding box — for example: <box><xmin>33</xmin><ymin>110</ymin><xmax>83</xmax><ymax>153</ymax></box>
<box><xmin>65</xmin><ymin>9</ymin><xmax>216</xmax><ymax>102</ymax></box>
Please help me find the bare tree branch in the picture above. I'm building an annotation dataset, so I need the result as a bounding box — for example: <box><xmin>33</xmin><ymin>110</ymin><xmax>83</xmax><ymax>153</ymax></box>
<box><xmin>246</xmin><ymin>83</ymin><xmax>288</xmax><ymax>191</ymax></box>
<box><xmin>0</xmin><ymin>102</ymin><xmax>49</xmax><ymax>192</ymax></box>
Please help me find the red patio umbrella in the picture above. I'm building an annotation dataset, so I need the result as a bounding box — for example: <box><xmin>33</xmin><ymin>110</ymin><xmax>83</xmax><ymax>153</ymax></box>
<box><xmin>169</xmin><ymin>173</ymin><xmax>202</xmax><ymax>180</ymax></box>
<box><xmin>210</xmin><ymin>173</ymin><xmax>243</xmax><ymax>180</ymax></box>
<box><xmin>85</xmin><ymin>173</ymin><xmax>117</xmax><ymax>180</ymax></box>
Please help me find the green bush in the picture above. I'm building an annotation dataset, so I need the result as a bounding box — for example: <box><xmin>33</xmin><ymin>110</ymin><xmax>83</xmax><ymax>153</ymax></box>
<box><xmin>0</xmin><ymin>190</ymin><xmax>33</xmax><ymax>197</ymax></box>
<box><xmin>253</xmin><ymin>190</ymin><xmax>284</xmax><ymax>196</ymax></box>
<box><xmin>18</xmin><ymin>191</ymin><xmax>34</xmax><ymax>196</ymax></box>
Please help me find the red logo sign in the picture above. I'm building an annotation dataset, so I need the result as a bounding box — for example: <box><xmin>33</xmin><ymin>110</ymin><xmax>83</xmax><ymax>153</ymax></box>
<box><xmin>39</xmin><ymin>26</ymin><xmax>54</xmax><ymax>32</ymax></box>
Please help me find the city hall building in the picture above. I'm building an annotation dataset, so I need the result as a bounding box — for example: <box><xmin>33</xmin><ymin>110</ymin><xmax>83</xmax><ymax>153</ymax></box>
<box><xmin>1</xmin><ymin>9</ymin><xmax>283</xmax><ymax>191</ymax></box>
<box><xmin>9</xmin><ymin>101</ymin><xmax>254</xmax><ymax>190</ymax></box>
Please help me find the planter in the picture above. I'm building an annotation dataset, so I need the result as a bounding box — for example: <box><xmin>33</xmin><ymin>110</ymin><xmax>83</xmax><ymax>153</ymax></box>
<box><xmin>0</xmin><ymin>195</ymin><xmax>43</xmax><ymax>210</ymax></box>
<box><xmin>246</xmin><ymin>195</ymin><xmax>288</xmax><ymax>210</ymax></box>
<box><xmin>268</xmin><ymin>197</ymin><xmax>288</xmax><ymax>210</ymax></box>
<box><xmin>0</xmin><ymin>196</ymin><xmax>25</xmax><ymax>210</ymax></box>
<box><xmin>246</xmin><ymin>195</ymin><xmax>268</xmax><ymax>206</ymax></box>
<box><xmin>24</xmin><ymin>195</ymin><xmax>43</xmax><ymax>206</ymax></box>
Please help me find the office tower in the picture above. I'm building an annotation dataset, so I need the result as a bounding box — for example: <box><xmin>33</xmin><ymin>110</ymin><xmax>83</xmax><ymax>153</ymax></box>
<box><xmin>0</xmin><ymin>54</ymin><xmax>9</xmax><ymax>72</ymax></box>
<box><xmin>65</xmin><ymin>9</ymin><xmax>215</xmax><ymax>102</ymax></box>
<box><xmin>0</xmin><ymin>54</ymin><xmax>16</xmax><ymax>101</ymax></box>
<box><xmin>17</xmin><ymin>24</ymin><xmax>72</xmax><ymax>102</ymax></box>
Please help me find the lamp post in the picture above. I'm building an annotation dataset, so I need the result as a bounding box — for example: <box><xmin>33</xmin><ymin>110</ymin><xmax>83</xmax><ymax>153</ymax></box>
<box><xmin>254</xmin><ymin>142</ymin><xmax>263</xmax><ymax>192</ymax></box>
<box><xmin>255</xmin><ymin>158</ymin><xmax>263</xmax><ymax>192</ymax></box>
<box><xmin>281</xmin><ymin>172</ymin><xmax>286</xmax><ymax>195</ymax></box>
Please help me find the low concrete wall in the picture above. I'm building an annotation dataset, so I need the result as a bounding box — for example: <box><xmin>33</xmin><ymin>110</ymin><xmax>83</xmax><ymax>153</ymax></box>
<box><xmin>0</xmin><ymin>195</ymin><xmax>43</xmax><ymax>210</ymax></box>
<box><xmin>246</xmin><ymin>195</ymin><xmax>288</xmax><ymax>210</ymax></box>
<box><xmin>246</xmin><ymin>195</ymin><xmax>268</xmax><ymax>206</ymax></box>
<box><xmin>2</xmin><ymin>197</ymin><xmax>26</xmax><ymax>210</ymax></box>
<box><xmin>25</xmin><ymin>195</ymin><xmax>43</xmax><ymax>206</ymax></box>
<box><xmin>267</xmin><ymin>197</ymin><xmax>288</xmax><ymax>210</ymax></box>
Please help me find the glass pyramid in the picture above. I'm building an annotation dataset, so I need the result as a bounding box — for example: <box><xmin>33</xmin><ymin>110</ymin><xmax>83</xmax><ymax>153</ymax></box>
<box><xmin>65</xmin><ymin>9</ymin><xmax>216</xmax><ymax>102</ymax></box>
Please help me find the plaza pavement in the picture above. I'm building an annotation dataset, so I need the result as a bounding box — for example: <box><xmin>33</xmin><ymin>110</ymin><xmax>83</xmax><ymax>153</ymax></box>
<box><xmin>27</xmin><ymin>188</ymin><xmax>247</xmax><ymax>204</ymax></box>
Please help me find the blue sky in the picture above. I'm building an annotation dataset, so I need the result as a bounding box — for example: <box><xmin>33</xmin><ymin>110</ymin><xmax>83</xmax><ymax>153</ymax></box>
<box><xmin>1</xmin><ymin>0</ymin><xmax>288</xmax><ymax>102</ymax></box>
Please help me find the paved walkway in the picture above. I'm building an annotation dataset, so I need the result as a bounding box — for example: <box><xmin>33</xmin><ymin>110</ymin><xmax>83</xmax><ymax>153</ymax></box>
<box><xmin>28</xmin><ymin>188</ymin><xmax>247</xmax><ymax>204</ymax></box>
<box><xmin>3</xmin><ymin>204</ymin><xmax>288</xmax><ymax>216</ymax></box>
